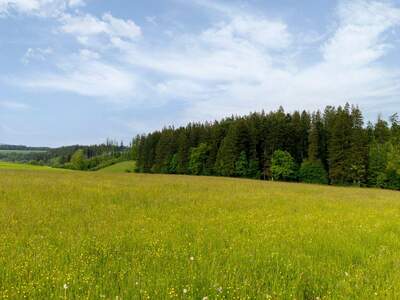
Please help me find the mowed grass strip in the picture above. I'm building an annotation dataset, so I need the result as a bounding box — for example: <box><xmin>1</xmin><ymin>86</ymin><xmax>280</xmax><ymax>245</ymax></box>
<box><xmin>1</xmin><ymin>168</ymin><xmax>400</xmax><ymax>299</ymax></box>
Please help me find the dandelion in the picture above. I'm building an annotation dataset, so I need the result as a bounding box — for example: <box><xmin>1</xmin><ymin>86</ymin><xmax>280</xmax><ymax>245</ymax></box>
<box><xmin>345</xmin><ymin>272</ymin><xmax>349</xmax><ymax>277</ymax></box>
<box><xmin>190</xmin><ymin>256</ymin><xmax>194</xmax><ymax>261</ymax></box>
<box><xmin>63</xmin><ymin>283</ymin><xmax>68</xmax><ymax>300</ymax></box>
<box><xmin>183</xmin><ymin>288</ymin><xmax>188</xmax><ymax>294</ymax></box>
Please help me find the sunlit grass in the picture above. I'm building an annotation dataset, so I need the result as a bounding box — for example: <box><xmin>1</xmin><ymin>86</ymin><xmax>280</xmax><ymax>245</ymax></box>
<box><xmin>1</xmin><ymin>167</ymin><xmax>400</xmax><ymax>299</ymax></box>
<box><xmin>0</xmin><ymin>161</ymin><xmax>62</xmax><ymax>171</ymax></box>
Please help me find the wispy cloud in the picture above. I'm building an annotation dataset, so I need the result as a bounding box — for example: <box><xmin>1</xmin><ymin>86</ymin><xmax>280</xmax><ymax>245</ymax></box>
<box><xmin>21</xmin><ymin>47</ymin><xmax>53</xmax><ymax>64</ymax></box>
<box><xmin>4</xmin><ymin>0</ymin><xmax>400</xmax><ymax>126</ymax></box>
<box><xmin>0</xmin><ymin>0</ymin><xmax>84</xmax><ymax>17</ymax></box>
<box><xmin>23</xmin><ymin>52</ymin><xmax>138</xmax><ymax>100</ymax></box>
<box><xmin>60</xmin><ymin>12</ymin><xmax>141</xmax><ymax>43</ymax></box>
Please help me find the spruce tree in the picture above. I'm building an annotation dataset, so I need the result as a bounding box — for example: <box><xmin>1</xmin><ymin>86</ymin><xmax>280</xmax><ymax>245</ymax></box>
<box><xmin>235</xmin><ymin>151</ymin><xmax>248</xmax><ymax>177</ymax></box>
<box><xmin>308</xmin><ymin>115</ymin><xmax>320</xmax><ymax>161</ymax></box>
<box><xmin>328</xmin><ymin>105</ymin><xmax>352</xmax><ymax>184</ymax></box>
<box><xmin>176</xmin><ymin>130</ymin><xmax>190</xmax><ymax>174</ymax></box>
<box><xmin>215</xmin><ymin>125</ymin><xmax>237</xmax><ymax>177</ymax></box>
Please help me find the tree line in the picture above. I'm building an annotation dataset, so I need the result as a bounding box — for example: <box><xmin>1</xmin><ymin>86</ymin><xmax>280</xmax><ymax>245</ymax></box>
<box><xmin>0</xmin><ymin>139</ymin><xmax>135</xmax><ymax>171</ymax></box>
<box><xmin>134</xmin><ymin>104</ymin><xmax>400</xmax><ymax>190</ymax></box>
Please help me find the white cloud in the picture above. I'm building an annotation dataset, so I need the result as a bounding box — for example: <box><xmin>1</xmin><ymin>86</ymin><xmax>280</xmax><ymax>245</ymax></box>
<box><xmin>21</xmin><ymin>47</ymin><xmax>53</xmax><ymax>64</ymax></box>
<box><xmin>79</xmin><ymin>48</ymin><xmax>100</xmax><ymax>60</ymax></box>
<box><xmin>322</xmin><ymin>0</ymin><xmax>400</xmax><ymax>67</ymax></box>
<box><xmin>67</xmin><ymin>0</ymin><xmax>84</xmax><ymax>8</ymax></box>
<box><xmin>6</xmin><ymin>0</ymin><xmax>400</xmax><ymax>126</ymax></box>
<box><xmin>131</xmin><ymin>0</ymin><xmax>400</xmax><ymax>121</ymax></box>
<box><xmin>23</xmin><ymin>56</ymin><xmax>137</xmax><ymax>100</ymax></box>
<box><xmin>60</xmin><ymin>12</ymin><xmax>141</xmax><ymax>43</ymax></box>
<box><xmin>0</xmin><ymin>0</ymin><xmax>85</xmax><ymax>17</ymax></box>
<box><xmin>113</xmin><ymin>13</ymin><xmax>290</xmax><ymax>83</ymax></box>
<box><xmin>203</xmin><ymin>16</ymin><xmax>291</xmax><ymax>50</ymax></box>
<box><xmin>102</xmin><ymin>13</ymin><xmax>141</xmax><ymax>40</ymax></box>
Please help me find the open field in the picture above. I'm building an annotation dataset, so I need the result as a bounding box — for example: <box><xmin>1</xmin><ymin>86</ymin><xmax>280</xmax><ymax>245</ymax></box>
<box><xmin>1</xmin><ymin>166</ymin><xmax>400</xmax><ymax>299</ymax></box>
<box><xmin>97</xmin><ymin>161</ymin><xmax>136</xmax><ymax>173</ymax></box>
<box><xmin>0</xmin><ymin>162</ymin><xmax>60</xmax><ymax>171</ymax></box>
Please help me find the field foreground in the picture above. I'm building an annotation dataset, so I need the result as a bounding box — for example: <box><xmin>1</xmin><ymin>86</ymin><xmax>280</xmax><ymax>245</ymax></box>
<box><xmin>1</xmin><ymin>166</ymin><xmax>400</xmax><ymax>299</ymax></box>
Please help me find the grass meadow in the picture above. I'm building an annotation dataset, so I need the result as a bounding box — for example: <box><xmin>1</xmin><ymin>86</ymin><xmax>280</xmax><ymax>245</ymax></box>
<box><xmin>1</xmin><ymin>162</ymin><xmax>400</xmax><ymax>299</ymax></box>
<box><xmin>0</xmin><ymin>162</ymin><xmax>61</xmax><ymax>171</ymax></box>
<box><xmin>97</xmin><ymin>161</ymin><xmax>136</xmax><ymax>173</ymax></box>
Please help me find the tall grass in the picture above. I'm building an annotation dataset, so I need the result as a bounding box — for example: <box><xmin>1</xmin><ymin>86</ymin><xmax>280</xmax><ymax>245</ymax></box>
<box><xmin>1</xmin><ymin>166</ymin><xmax>400</xmax><ymax>299</ymax></box>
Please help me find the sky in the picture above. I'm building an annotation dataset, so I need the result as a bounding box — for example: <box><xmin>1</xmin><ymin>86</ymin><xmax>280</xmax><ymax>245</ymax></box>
<box><xmin>0</xmin><ymin>0</ymin><xmax>400</xmax><ymax>147</ymax></box>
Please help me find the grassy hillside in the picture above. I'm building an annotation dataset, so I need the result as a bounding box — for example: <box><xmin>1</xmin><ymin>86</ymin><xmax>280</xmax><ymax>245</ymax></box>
<box><xmin>1</xmin><ymin>167</ymin><xmax>400</xmax><ymax>299</ymax></box>
<box><xmin>0</xmin><ymin>161</ymin><xmax>59</xmax><ymax>171</ymax></box>
<box><xmin>97</xmin><ymin>160</ymin><xmax>136</xmax><ymax>173</ymax></box>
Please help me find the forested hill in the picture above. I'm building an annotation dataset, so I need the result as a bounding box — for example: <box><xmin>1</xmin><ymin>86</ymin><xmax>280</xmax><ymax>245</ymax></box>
<box><xmin>134</xmin><ymin>103</ymin><xmax>400</xmax><ymax>190</ymax></box>
<box><xmin>0</xmin><ymin>140</ymin><xmax>135</xmax><ymax>171</ymax></box>
<box><xmin>0</xmin><ymin>144</ymin><xmax>49</xmax><ymax>151</ymax></box>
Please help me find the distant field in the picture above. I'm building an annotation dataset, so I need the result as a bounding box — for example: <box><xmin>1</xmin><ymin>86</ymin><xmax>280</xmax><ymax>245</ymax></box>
<box><xmin>0</xmin><ymin>149</ymin><xmax>47</xmax><ymax>154</ymax></box>
<box><xmin>97</xmin><ymin>161</ymin><xmax>136</xmax><ymax>173</ymax></box>
<box><xmin>0</xmin><ymin>162</ymin><xmax>57</xmax><ymax>171</ymax></box>
<box><xmin>1</xmin><ymin>165</ymin><xmax>400</xmax><ymax>299</ymax></box>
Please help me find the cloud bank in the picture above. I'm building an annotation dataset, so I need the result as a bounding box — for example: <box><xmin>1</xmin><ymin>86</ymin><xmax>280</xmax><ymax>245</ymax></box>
<box><xmin>3</xmin><ymin>0</ymin><xmax>400</xmax><ymax>128</ymax></box>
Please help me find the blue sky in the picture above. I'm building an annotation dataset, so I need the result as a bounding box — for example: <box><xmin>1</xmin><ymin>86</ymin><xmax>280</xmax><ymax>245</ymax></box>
<box><xmin>0</xmin><ymin>0</ymin><xmax>400</xmax><ymax>147</ymax></box>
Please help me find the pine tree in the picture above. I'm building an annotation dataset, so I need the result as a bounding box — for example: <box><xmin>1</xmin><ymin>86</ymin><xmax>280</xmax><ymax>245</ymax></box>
<box><xmin>235</xmin><ymin>151</ymin><xmax>248</xmax><ymax>177</ymax></box>
<box><xmin>374</xmin><ymin>116</ymin><xmax>391</xmax><ymax>144</ymax></box>
<box><xmin>367</xmin><ymin>142</ymin><xmax>388</xmax><ymax>186</ymax></box>
<box><xmin>308</xmin><ymin>115</ymin><xmax>320</xmax><ymax>161</ymax></box>
<box><xmin>176</xmin><ymin>130</ymin><xmax>190</xmax><ymax>174</ymax></box>
<box><xmin>154</xmin><ymin>128</ymin><xmax>176</xmax><ymax>173</ymax></box>
<box><xmin>348</xmin><ymin>106</ymin><xmax>368</xmax><ymax>185</ymax></box>
<box><xmin>215</xmin><ymin>125</ymin><xmax>237</xmax><ymax>177</ymax></box>
<box><xmin>328</xmin><ymin>105</ymin><xmax>352</xmax><ymax>184</ymax></box>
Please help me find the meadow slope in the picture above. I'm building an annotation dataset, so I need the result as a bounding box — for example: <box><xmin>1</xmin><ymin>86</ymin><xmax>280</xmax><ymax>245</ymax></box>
<box><xmin>1</xmin><ymin>166</ymin><xmax>400</xmax><ymax>299</ymax></box>
<box><xmin>97</xmin><ymin>161</ymin><xmax>136</xmax><ymax>173</ymax></box>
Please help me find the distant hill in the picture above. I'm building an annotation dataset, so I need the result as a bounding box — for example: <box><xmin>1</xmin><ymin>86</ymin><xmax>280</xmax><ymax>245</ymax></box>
<box><xmin>0</xmin><ymin>144</ymin><xmax>50</xmax><ymax>151</ymax></box>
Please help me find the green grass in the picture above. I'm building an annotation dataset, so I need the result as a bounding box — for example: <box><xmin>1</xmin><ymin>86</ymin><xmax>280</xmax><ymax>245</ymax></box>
<box><xmin>1</xmin><ymin>167</ymin><xmax>400</xmax><ymax>299</ymax></box>
<box><xmin>97</xmin><ymin>160</ymin><xmax>136</xmax><ymax>173</ymax></box>
<box><xmin>0</xmin><ymin>161</ymin><xmax>59</xmax><ymax>171</ymax></box>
